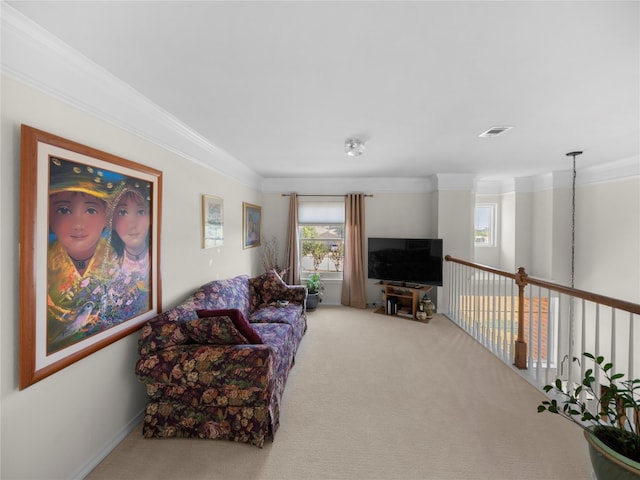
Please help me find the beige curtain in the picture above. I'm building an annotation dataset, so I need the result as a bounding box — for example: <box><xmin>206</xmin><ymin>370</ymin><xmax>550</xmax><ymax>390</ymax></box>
<box><xmin>284</xmin><ymin>193</ymin><xmax>300</xmax><ymax>285</ymax></box>
<box><xmin>341</xmin><ymin>193</ymin><xmax>367</xmax><ymax>308</ymax></box>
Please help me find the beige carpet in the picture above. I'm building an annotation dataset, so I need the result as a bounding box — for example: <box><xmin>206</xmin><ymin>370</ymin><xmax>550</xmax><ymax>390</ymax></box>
<box><xmin>87</xmin><ymin>307</ymin><xmax>592</xmax><ymax>480</ymax></box>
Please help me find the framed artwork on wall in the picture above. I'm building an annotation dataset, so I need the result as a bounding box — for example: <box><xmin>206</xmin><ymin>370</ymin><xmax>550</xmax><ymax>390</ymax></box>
<box><xmin>202</xmin><ymin>194</ymin><xmax>223</xmax><ymax>248</ymax></box>
<box><xmin>19</xmin><ymin>124</ymin><xmax>163</xmax><ymax>389</ymax></box>
<box><xmin>242</xmin><ymin>202</ymin><xmax>262</xmax><ymax>249</ymax></box>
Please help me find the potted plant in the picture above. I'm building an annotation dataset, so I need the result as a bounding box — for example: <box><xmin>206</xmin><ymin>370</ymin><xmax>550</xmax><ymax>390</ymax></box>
<box><xmin>537</xmin><ymin>352</ymin><xmax>640</xmax><ymax>479</ymax></box>
<box><xmin>305</xmin><ymin>273</ymin><xmax>324</xmax><ymax>311</ymax></box>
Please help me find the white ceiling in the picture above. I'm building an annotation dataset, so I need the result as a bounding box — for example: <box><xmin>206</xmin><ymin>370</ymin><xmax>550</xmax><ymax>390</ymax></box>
<box><xmin>6</xmin><ymin>1</ymin><xmax>640</xmax><ymax>182</ymax></box>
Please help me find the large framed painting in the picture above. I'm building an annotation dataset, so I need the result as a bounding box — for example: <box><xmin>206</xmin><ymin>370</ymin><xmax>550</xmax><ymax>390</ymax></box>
<box><xmin>242</xmin><ymin>202</ymin><xmax>261</xmax><ymax>249</ymax></box>
<box><xmin>19</xmin><ymin>125</ymin><xmax>163</xmax><ymax>389</ymax></box>
<box><xmin>202</xmin><ymin>194</ymin><xmax>223</xmax><ymax>248</ymax></box>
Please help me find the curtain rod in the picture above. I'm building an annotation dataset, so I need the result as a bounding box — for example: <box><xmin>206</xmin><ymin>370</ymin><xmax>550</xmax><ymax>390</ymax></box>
<box><xmin>280</xmin><ymin>193</ymin><xmax>374</xmax><ymax>197</ymax></box>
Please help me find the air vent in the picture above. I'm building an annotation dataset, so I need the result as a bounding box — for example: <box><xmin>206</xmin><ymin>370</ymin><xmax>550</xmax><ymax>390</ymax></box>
<box><xmin>479</xmin><ymin>126</ymin><xmax>513</xmax><ymax>138</ymax></box>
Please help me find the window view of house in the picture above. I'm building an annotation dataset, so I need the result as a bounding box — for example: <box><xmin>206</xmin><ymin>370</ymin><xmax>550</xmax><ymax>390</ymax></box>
<box><xmin>298</xmin><ymin>201</ymin><xmax>345</xmax><ymax>279</ymax></box>
<box><xmin>299</xmin><ymin>225</ymin><xmax>344</xmax><ymax>275</ymax></box>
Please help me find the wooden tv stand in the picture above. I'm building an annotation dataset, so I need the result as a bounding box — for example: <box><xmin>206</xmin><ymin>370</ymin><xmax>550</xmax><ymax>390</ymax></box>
<box><xmin>374</xmin><ymin>282</ymin><xmax>432</xmax><ymax>319</ymax></box>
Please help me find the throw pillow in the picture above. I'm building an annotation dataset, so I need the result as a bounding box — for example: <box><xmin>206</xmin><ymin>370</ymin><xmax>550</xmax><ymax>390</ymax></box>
<box><xmin>251</xmin><ymin>269</ymin><xmax>288</xmax><ymax>307</ymax></box>
<box><xmin>182</xmin><ymin>315</ymin><xmax>249</xmax><ymax>345</ymax></box>
<box><xmin>195</xmin><ymin>308</ymin><xmax>263</xmax><ymax>344</ymax></box>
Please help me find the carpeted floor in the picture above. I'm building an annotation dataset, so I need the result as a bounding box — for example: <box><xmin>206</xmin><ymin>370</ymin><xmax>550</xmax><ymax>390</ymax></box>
<box><xmin>86</xmin><ymin>307</ymin><xmax>592</xmax><ymax>480</ymax></box>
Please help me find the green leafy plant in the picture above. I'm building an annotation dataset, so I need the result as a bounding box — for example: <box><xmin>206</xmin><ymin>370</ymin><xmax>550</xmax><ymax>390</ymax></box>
<box><xmin>537</xmin><ymin>352</ymin><xmax>640</xmax><ymax>462</ymax></box>
<box><xmin>306</xmin><ymin>273</ymin><xmax>324</xmax><ymax>295</ymax></box>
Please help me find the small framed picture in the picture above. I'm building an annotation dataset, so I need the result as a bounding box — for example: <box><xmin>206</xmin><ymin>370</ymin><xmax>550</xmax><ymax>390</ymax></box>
<box><xmin>242</xmin><ymin>202</ymin><xmax>261</xmax><ymax>249</ymax></box>
<box><xmin>202</xmin><ymin>195</ymin><xmax>223</xmax><ymax>248</ymax></box>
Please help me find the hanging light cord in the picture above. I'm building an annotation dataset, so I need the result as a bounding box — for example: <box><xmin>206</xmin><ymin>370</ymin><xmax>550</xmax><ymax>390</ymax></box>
<box><xmin>571</xmin><ymin>156</ymin><xmax>576</xmax><ymax>289</ymax></box>
<box><xmin>566</xmin><ymin>151</ymin><xmax>582</xmax><ymax>289</ymax></box>
<box><xmin>566</xmin><ymin>151</ymin><xmax>581</xmax><ymax>357</ymax></box>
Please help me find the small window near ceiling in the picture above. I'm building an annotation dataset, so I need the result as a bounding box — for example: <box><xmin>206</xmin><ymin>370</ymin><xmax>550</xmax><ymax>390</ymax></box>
<box><xmin>474</xmin><ymin>204</ymin><xmax>496</xmax><ymax>247</ymax></box>
<box><xmin>298</xmin><ymin>201</ymin><xmax>345</xmax><ymax>279</ymax></box>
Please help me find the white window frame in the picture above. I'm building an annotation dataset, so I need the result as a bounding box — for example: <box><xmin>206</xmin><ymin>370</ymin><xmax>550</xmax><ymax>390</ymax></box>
<box><xmin>474</xmin><ymin>203</ymin><xmax>496</xmax><ymax>247</ymax></box>
<box><xmin>298</xmin><ymin>200</ymin><xmax>345</xmax><ymax>280</ymax></box>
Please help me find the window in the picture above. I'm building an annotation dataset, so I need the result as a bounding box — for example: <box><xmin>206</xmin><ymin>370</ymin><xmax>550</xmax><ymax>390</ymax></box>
<box><xmin>474</xmin><ymin>203</ymin><xmax>496</xmax><ymax>246</ymax></box>
<box><xmin>298</xmin><ymin>201</ymin><xmax>344</xmax><ymax>279</ymax></box>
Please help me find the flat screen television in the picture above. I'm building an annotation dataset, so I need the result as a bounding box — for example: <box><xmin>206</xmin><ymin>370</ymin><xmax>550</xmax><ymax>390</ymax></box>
<box><xmin>367</xmin><ymin>237</ymin><xmax>443</xmax><ymax>287</ymax></box>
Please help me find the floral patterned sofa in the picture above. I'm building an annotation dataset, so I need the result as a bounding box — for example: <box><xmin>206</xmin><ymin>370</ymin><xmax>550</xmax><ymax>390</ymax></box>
<box><xmin>135</xmin><ymin>270</ymin><xmax>307</xmax><ymax>447</ymax></box>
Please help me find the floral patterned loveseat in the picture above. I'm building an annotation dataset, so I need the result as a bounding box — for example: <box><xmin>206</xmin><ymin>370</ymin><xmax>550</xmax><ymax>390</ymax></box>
<box><xmin>135</xmin><ymin>270</ymin><xmax>307</xmax><ymax>447</ymax></box>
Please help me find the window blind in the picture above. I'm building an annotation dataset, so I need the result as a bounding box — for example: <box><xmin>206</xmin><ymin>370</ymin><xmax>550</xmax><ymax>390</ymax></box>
<box><xmin>298</xmin><ymin>201</ymin><xmax>345</xmax><ymax>224</ymax></box>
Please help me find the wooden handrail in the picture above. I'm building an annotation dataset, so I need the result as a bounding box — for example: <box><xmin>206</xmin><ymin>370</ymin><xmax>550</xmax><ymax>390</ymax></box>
<box><xmin>444</xmin><ymin>254</ymin><xmax>640</xmax><ymax>315</ymax></box>
<box><xmin>444</xmin><ymin>255</ymin><xmax>640</xmax><ymax>369</ymax></box>
<box><xmin>444</xmin><ymin>255</ymin><xmax>517</xmax><ymax>280</ymax></box>
<box><xmin>525</xmin><ymin>277</ymin><xmax>640</xmax><ymax>315</ymax></box>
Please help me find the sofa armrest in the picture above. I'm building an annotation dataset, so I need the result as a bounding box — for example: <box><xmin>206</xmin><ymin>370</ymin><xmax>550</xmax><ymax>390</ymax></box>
<box><xmin>250</xmin><ymin>270</ymin><xmax>308</xmax><ymax>309</ymax></box>
<box><xmin>136</xmin><ymin>344</ymin><xmax>274</xmax><ymax>406</ymax></box>
<box><xmin>138</xmin><ymin>307</ymin><xmax>197</xmax><ymax>356</ymax></box>
<box><xmin>277</xmin><ymin>284</ymin><xmax>307</xmax><ymax>304</ymax></box>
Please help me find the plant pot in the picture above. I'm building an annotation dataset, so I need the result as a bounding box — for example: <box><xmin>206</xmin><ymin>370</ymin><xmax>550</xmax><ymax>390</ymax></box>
<box><xmin>306</xmin><ymin>292</ymin><xmax>320</xmax><ymax>311</ymax></box>
<box><xmin>584</xmin><ymin>428</ymin><xmax>640</xmax><ymax>480</ymax></box>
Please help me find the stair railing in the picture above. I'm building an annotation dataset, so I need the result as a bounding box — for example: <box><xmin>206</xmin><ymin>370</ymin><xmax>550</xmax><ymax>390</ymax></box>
<box><xmin>444</xmin><ymin>255</ymin><xmax>640</xmax><ymax>394</ymax></box>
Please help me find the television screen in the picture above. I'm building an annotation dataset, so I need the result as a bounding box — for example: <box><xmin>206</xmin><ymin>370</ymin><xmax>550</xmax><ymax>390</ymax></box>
<box><xmin>367</xmin><ymin>238</ymin><xmax>443</xmax><ymax>286</ymax></box>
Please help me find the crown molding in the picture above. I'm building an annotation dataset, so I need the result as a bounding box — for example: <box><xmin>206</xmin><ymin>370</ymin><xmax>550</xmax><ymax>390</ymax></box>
<box><xmin>475</xmin><ymin>179</ymin><xmax>515</xmax><ymax>195</ymax></box>
<box><xmin>578</xmin><ymin>155</ymin><xmax>640</xmax><ymax>186</ymax></box>
<box><xmin>435</xmin><ymin>173</ymin><xmax>477</xmax><ymax>191</ymax></box>
<box><xmin>0</xmin><ymin>4</ymin><xmax>261</xmax><ymax>189</ymax></box>
<box><xmin>261</xmin><ymin>176</ymin><xmax>435</xmax><ymax>194</ymax></box>
<box><xmin>475</xmin><ymin>156</ymin><xmax>640</xmax><ymax>194</ymax></box>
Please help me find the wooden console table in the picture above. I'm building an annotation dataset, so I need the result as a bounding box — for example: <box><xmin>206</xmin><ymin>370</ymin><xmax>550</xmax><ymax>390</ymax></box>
<box><xmin>374</xmin><ymin>282</ymin><xmax>432</xmax><ymax>319</ymax></box>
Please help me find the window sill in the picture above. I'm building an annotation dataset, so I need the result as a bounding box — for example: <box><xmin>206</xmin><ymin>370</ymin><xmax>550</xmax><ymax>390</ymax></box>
<box><xmin>302</xmin><ymin>273</ymin><xmax>343</xmax><ymax>281</ymax></box>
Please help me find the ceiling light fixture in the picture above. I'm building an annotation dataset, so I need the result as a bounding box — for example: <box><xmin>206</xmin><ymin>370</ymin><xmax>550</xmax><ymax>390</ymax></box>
<box><xmin>345</xmin><ymin>137</ymin><xmax>365</xmax><ymax>156</ymax></box>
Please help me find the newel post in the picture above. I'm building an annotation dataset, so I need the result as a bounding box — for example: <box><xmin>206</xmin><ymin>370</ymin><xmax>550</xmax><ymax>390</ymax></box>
<box><xmin>514</xmin><ymin>267</ymin><xmax>528</xmax><ymax>369</ymax></box>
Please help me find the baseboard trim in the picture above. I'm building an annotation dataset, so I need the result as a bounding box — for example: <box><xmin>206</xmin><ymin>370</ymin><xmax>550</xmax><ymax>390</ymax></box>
<box><xmin>70</xmin><ymin>409</ymin><xmax>145</xmax><ymax>480</ymax></box>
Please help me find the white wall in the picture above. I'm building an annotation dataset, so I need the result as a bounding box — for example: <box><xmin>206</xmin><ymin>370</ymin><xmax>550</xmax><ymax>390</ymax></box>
<box><xmin>262</xmin><ymin>191</ymin><xmax>437</xmax><ymax>307</ymax></box>
<box><xmin>513</xmin><ymin>188</ymin><xmax>533</xmax><ymax>272</ymax></box>
<box><xmin>1</xmin><ymin>77</ymin><xmax>263</xmax><ymax>479</ymax></box>
<box><xmin>475</xmin><ymin>170</ymin><xmax>640</xmax><ymax>305</ymax></box>
<box><xmin>529</xmin><ymin>187</ymin><xmax>554</xmax><ymax>279</ymax></box>
<box><xmin>575</xmin><ymin>177</ymin><xmax>640</xmax><ymax>302</ymax></box>
<box><xmin>436</xmin><ymin>187</ymin><xmax>474</xmax><ymax>311</ymax></box>
<box><xmin>499</xmin><ymin>192</ymin><xmax>516</xmax><ymax>271</ymax></box>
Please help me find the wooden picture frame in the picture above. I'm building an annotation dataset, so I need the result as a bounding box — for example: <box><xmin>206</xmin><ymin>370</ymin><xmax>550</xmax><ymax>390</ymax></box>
<box><xmin>19</xmin><ymin>125</ymin><xmax>163</xmax><ymax>389</ymax></box>
<box><xmin>202</xmin><ymin>194</ymin><xmax>223</xmax><ymax>248</ymax></box>
<box><xmin>242</xmin><ymin>202</ymin><xmax>262</xmax><ymax>249</ymax></box>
